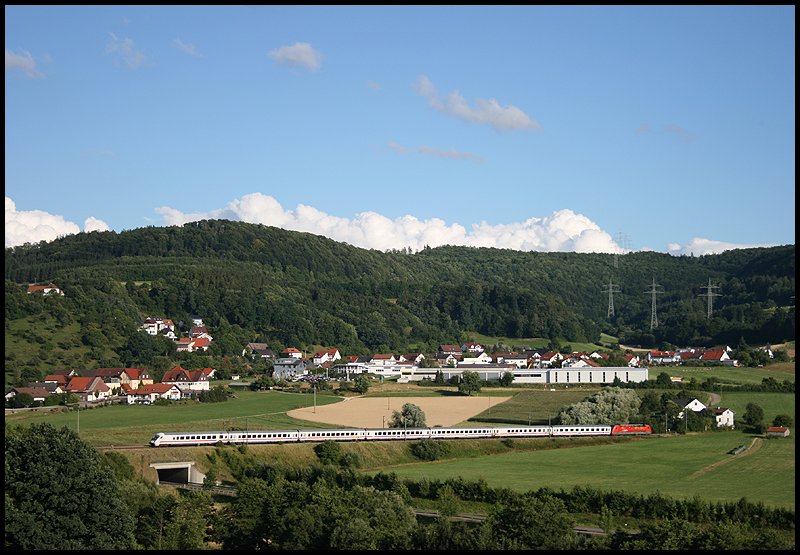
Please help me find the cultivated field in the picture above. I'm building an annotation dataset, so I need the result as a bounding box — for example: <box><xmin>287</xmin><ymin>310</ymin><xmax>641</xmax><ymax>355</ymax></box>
<box><xmin>287</xmin><ymin>395</ymin><xmax>512</xmax><ymax>428</ymax></box>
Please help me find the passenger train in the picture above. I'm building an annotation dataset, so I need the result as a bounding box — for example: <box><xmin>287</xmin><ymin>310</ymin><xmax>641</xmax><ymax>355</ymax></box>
<box><xmin>149</xmin><ymin>423</ymin><xmax>651</xmax><ymax>447</ymax></box>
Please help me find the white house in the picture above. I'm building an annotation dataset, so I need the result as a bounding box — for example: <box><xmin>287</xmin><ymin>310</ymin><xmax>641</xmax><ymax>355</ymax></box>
<box><xmin>126</xmin><ymin>383</ymin><xmax>183</xmax><ymax>404</ymax></box>
<box><xmin>312</xmin><ymin>348</ymin><xmax>342</xmax><ymax>365</ymax></box>
<box><xmin>281</xmin><ymin>347</ymin><xmax>304</xmax><ymax>359</ymax></box>
<box><xmin>161</xmin><ymin>366</ymin><xmax>210</xmax><ymax>396</ymax></box>
<box><xmin>673</xmin><ymin>397</ymin><xmax>707</xmax><ymax>419</ymax></box>
<box><xmin>26</xmin><ymin>283</ymin><xmax>64</xmax><ymax>296</ymax></box>
<box><xmin>369</xmin><ymin>354</ymin><xmax>396</xmax><ymax>366</ymax></box>
<box><xmin>711</xmin><ymin>407</ymin><xmax>735</xmax><ymax>428</ymax></box>
<box><xmin>503</xmin><ymin>354</ymin><xmax>530</xmax><ymax>369</ymax></box>
<box><xmin>458</xmin><ymin>352</ymin><xmax>493</xmax><ymax>365</ymax></box>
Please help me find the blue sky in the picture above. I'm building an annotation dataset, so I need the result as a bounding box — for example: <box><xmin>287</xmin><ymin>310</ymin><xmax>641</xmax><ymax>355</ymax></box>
<box><xmin>5</xmin><ymin>5</ymin><xmax>795</xmax><ymax>255</ymax></box>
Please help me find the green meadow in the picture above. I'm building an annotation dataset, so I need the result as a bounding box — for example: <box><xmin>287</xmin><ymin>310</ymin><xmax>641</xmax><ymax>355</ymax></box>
<box><xmin>4</xmin><ymin>389</ymin><xmax>344</xmax><ymax>446</ymax></box>
<box><xmin>5</xmin><ymin>383</ymin><xmax>794</xmax><ymax>510</ymax></box>
<box><xmin>364</xmin><ymin>430</ymin><xmax>795</xmax><ymax>510</ymax></box>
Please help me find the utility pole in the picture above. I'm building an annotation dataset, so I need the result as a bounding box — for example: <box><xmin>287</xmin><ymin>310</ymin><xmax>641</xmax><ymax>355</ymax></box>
<box><xmin>698</xmin><ymin>278</ymin><xmax>721</xmax><ymax>318</ymax></box>
<box><xmin>602</xmin><ymin>277</ymin><xmax>621</xmax><ymax>318</ymax></box>
<box><xmin>646</xmin><ymin>277</ymin><xmax>664</xmax><ymax>330</ymax></box>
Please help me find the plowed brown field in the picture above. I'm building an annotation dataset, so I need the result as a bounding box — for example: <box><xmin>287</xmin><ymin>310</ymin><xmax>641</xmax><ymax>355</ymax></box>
<box><xmin>287</xmin><ymin>395</ymin><xmax>512</xmax><ymax>428</ymax></box>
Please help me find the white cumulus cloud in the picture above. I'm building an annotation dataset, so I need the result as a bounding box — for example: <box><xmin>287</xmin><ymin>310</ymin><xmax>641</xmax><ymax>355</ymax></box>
<box><xmin>155</xmin><ymin>193</ymin><xmax>621</xmax><ymax>254</ymax></box>
<box><xmin>84</xmin><ymin>216</ymin><xmax>110</xmax><ymax>233</ymax></box>
<box><xmin>666</xmin><ymin>237</ymin><xmax>774</xmax><ymax>256</ymax></box>
<box><xmin>268</xmin><ymin>42</ymin><xmax>322</xmax><ymax>71</ymax></box>
<box><xmin>5</xmin><ymin>197</ymin><xmax>111</xmax><ymax>248</ymax></box>
<box><xmin>415</xmin><ymin>74</ymin><xmax>541</xmax><ymax>132</ymax></box>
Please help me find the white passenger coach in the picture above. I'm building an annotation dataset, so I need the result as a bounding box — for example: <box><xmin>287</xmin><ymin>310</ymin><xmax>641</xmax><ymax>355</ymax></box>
<box><xmin>149</xmin><ymin>424</ymin><xmax>635</xmax><ymax>447</ymax></box>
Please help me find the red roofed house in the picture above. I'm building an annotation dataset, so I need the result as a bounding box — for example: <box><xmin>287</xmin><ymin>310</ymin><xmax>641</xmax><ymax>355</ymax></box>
<box><xmin>369</xmin><ymin>354</ymin><xmax>396</xmax><ymax>366</ymax></box>
<box><xmin>189</xmin><ymin>325</ymin><xmax>213</xmax><ymax>340</ymax></box>
<box><xmin>161</xmin><ymin>366</ymin><xmax>210</xmax><ymax>397</ymax></box>
<box><xmin>625</xmin><ymin>354</ymin><xmax>641</xmax><ymax>367</ymax></box>
<box><xmin>562</xmin><ymin>355</ymin><xmax>601</xmax><ymax>369</ymax></box>
<box><xmin>698</xmin><ymin>348</ymin><xmax>733</xmax><ymax>365</ymax></box>
<box><xmin>126</xmin><ymin>383</ymin><xmax>183</xmax><ymax>405</ymax></box>
<box><xmin>124</xmin><ymin>368</ymin><xmax>154</xmax><ymax>390</ymax></box>
<box><xmin>43</xmin><ymin>374</ymin><xmax>70</xmax><ymax>387</ymax></box>
<box><xmin>537</xmin><ymin>351</ymin><xmax>563</xmax><ymax>368</ymax></box>
<box><xmin>65</xmin><ymin>376</ymin><xmax>111</xmax><ymax>403</ymax></box>
<box><xmin>26</xmin><ymin>283</ymin><xmax>64</xmax><ymax>296</ymax></box>
<box><xmin>191</xmin><ymin>337</ymin><xmax>212</xmax><ymax>352</ymax></box>
<box><xmin>766</xmin><ymin>426</ymin><xmax>790</xmax><ymax>437</ymax></box>
<box><xmin>281</xmin><ymin>347</ymin><xmax>303</xmax><ymax>359</ymax></box>
<box><xmin>312</xmin><ymin>348</ymin><xmax>342</xmax><ymax>365</ymax></box>
<box><xmin>439</xmin><ymin>344</ymin><xmax>463</xmax><ymax>357</ymax></box>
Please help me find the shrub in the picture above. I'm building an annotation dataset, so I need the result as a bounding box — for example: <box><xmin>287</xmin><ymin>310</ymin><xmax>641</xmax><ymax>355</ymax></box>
<box><xmin>410</xmin><ymin>440</ymin><xmax>451</xmax><ymax>461</ymax></box>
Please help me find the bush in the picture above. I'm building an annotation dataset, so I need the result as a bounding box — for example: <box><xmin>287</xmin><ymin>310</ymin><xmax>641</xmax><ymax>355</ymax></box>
<box><xmin>340</xmin><ymin>452</ymin><xmax>362</xmax><ymax>469</ymax></box>
<box><xmin>410</xmin><ymin>440</ymin><xmax>451</xmax><ymax>461</ymax></box>
<box><xmin>314</xmin><ymin>440</ymin><xmax>342</xmax><ymax>465</ymax></box>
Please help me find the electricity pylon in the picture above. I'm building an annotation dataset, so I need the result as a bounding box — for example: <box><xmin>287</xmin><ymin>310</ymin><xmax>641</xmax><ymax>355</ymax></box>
<box><xmin>698</xmin><ymin>278</ymin><xmax>721</xmax><ymax>318</ymax></box>
<box><xmin>646</xmin><ymin>277</ymin><xmax>664</xmax><ymax>330</ymax></box>
<box><xmin>601</xmin><ymin>278</ymin><xmax>621</xmax><ymax>318</ymax></box>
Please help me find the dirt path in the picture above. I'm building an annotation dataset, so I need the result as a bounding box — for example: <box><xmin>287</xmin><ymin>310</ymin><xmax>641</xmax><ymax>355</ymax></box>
<box><xmin>688</xmin><ymin>437</ymin><xmax>763</xmax><ymax>479</ymax></box>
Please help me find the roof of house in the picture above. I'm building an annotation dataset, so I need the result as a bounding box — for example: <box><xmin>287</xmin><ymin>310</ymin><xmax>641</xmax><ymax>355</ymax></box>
<box><xmin>767</xmin><ymin>426</ymin><xmax>789</xmax><ymax>433</ymax></box>
<box><xmin>192</xmin><ymin>337</ymin><xmax>212</xmax><ymax>348</ymax></box>
<box><xmin>130</xmin><ymin>383</ymin><xmax>180</xmax><ymax>394</ymax></box>
<box><xmin>125</xmin><ymin>368</ymin><xmax>150</xmax><ymax>380</ymax></box>
<box><xmin>162</xmin><ymin>366</ymin><xmax>208</xmax><ymax>382</ymax></box>
<box><xmin>699</xmin><ymin>349</ymin><xmax>727</xmax><ymax>360</ymax></box>
<box><xmin>66</xmin><ymin>376</ymin><xmax>110</xmax><ymax>393</ymax></box>
<box><xmin>80</xmin><ymin>368</ymin><xmax>127</xmax><ymax>379</ymax></box>
<box><xmin>26</xmin><ymin>283</ymin><xmax>60</xmax><ymax>293</ymax></box>
<box><xmin>371</xmin><ymin>354</ymin><xmax>395</xmax><ymax>359</ymax></box>
<box><xmin>9</xmin><ymin>387</ymin><xmax>51</xmax><ymax>398</ymax></box>
<box><xmin>673</xmin><ymin>397</ymin><xmax>703</xmax><ymax>408</ymax></box>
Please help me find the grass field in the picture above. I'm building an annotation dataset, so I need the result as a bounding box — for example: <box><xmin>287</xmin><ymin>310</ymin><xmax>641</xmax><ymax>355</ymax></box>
<box><xmin>364</xmin><ymin>430</ymin><xmax>795</xmax><ymax>510</ymax></box>
<box><xmin>657</xmin><ymin>363</ymin><xmax>795</xmax><ymax>385</ymax></box>
<box><xmin>5</xmin><ymin>379</ymin><xmax>794</xmax><ymax>511</ymax></box>
<box><xmin>4</xmin><ymin>389</ymin><xmax>345</xmax><ymax>446</ymax></box>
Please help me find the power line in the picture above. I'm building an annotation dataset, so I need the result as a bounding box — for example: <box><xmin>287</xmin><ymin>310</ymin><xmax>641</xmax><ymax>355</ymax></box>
<box><xmin>645</xmin><ymin>277</ymin><xmax>664</xmax><ymax>330</ymax></box>
<box><xmin>698</xmin><ymin>278</ymin><xmax>721</xmax><ymax>318</ymax></box>
<box><xmin>601</xmin><ymin>277</ymin><xmax>621</xmax><ymax>318</ymax></box>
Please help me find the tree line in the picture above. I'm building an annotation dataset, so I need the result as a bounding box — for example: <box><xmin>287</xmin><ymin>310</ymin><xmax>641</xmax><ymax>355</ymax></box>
<box><xmin>4</xmin><ymin>220</ymin><xmax>795</xmax><ymax>382</ymax></box>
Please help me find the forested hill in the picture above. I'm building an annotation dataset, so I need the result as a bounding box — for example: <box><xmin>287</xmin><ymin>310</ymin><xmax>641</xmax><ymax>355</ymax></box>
<box><xmin>4</xmin><ymin>220</ymin><xmax>795</xmax><ymax>363</ymax></box>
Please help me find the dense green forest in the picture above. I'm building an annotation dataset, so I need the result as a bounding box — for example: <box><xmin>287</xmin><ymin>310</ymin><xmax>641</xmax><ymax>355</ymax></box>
<box><xmin>4</xmin><ymin>220</ymin><xmax>795</xmax><ymax>380</ymax></box>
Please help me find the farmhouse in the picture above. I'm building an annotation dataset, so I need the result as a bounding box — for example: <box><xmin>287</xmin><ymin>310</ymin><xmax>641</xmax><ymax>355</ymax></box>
<box><xmin>161</xmin><ymin>366</ymin><xmax>210</xmax><ymax>396</ymax></box>
<box><xmin>766</xmin><ymin>426</ymin><xmax>790</xmax><ymax>437</ymax></box>
<box><xmin>710</xmin><ymin>407</ymin><xmax>736</xmax><ymax>428</ymax></box>
<box><xmin>26</xmin><ymin>283</ymin><xmax>64</xmax><ymax>296</ymax></box>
